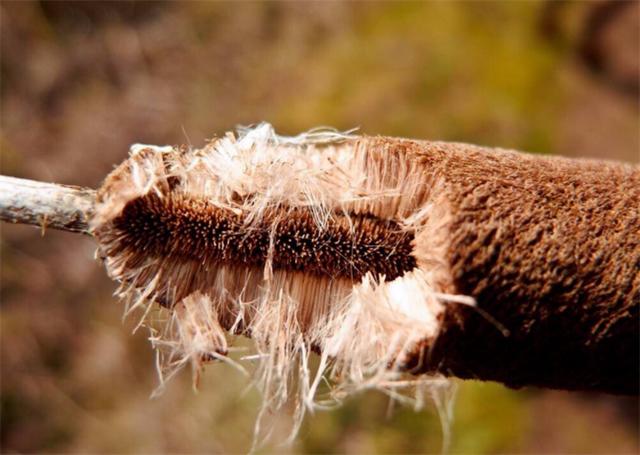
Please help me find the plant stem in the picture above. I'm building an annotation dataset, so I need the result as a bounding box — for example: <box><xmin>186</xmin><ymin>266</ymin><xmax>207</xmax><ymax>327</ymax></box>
<box><xmin>0</xmin><ymin>175</ymin><xmax>95</xmax><ymax>234</ymax></box>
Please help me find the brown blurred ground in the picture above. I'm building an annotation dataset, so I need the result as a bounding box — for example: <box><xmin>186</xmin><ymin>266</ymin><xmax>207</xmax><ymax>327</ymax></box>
<box><xmin>1</xmin><ymin>2</ymin><xmax>638</xmax><ymax>453</ymax></box>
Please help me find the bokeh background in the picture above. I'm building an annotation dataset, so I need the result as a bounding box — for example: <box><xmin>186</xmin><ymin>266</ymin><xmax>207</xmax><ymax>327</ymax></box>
<box><xmin>1</xmin><ymin>1</ymin><xmax>638</xmax><ymax>453</ymax></box>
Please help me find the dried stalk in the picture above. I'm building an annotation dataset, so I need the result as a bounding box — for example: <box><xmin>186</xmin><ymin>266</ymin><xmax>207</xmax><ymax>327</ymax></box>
<box><xmin>0</xmin><ymin>175</ymin><xmax>95</xmax><ymax>234</ymax></box>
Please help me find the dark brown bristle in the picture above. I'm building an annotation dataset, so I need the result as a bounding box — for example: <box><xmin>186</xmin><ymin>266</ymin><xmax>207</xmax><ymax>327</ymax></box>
<box><xmin>110</xmin><ymin>193</ymin><xmax>417</xmax><ymax>281</ymax></box>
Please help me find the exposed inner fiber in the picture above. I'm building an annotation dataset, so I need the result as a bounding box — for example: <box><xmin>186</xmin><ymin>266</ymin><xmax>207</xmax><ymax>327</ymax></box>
<box><xmin>91</xmin><ymin>124</ymin><xmax>451</xmax><ymax>445</ymax></box>
<box><xmin>110</xmin><ymin>192</ymin><xmax>417</xmax><ymax>282</ymax></box>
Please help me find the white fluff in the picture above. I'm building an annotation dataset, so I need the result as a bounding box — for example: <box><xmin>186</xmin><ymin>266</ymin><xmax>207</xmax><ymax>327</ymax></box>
<box><xmin>92</xmin><ymin>123</ymin><xmax>472</xmax><ymax>446</ymax></box>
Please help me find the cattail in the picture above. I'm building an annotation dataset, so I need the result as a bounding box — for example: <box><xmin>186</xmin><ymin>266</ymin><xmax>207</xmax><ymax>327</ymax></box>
<box><xmin>1</xmin><ymin>123</ymin><xmax>638</xmax><ymax>440</ymax></box>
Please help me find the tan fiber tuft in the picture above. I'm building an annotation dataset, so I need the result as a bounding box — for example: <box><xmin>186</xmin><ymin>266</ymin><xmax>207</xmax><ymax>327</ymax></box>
<box><xmin>91</xmin><ymin>123</ymin><xmax>457</xmax><ymax>442</ymax></box>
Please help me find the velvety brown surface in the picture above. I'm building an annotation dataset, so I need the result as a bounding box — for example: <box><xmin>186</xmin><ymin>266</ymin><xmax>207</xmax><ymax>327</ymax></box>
<box><xmin>378</xmin><ymin>137</ymin><xmax>639</xmax><ymax>395</ymax></box>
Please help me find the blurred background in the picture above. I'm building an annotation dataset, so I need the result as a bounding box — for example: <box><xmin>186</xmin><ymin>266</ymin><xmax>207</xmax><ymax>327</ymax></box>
<box><xmin>1</xmin><ymin>1</ymin><xmax>638</xmax><ymax>453</ymax></box>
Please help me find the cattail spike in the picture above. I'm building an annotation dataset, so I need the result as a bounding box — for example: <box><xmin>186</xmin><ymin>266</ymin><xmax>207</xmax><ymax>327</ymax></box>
<box><xmin>2</xmin><ymin>123</ymin><xmax>638</xmax><ymax>445</ymax></box>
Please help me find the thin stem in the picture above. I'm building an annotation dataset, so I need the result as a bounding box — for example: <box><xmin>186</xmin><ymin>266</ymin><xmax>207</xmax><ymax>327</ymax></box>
<box><xmin>0</xmin><ymin>175</ymin><xmax>96</xmax><ymax>234</ymax></box>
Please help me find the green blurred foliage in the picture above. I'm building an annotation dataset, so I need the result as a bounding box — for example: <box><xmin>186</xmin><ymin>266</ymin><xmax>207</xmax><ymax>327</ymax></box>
<box><xmin>273</xmin><ymin>1</ymin><xmax>559</xmax><ymax>154</ymax></box>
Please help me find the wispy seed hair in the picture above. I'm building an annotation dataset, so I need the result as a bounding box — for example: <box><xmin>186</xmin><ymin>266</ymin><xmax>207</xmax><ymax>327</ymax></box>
<box><xmin>91</xmin><ymin>123</ymin><xmax>469</xmax><ymax>444</ymax></box>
